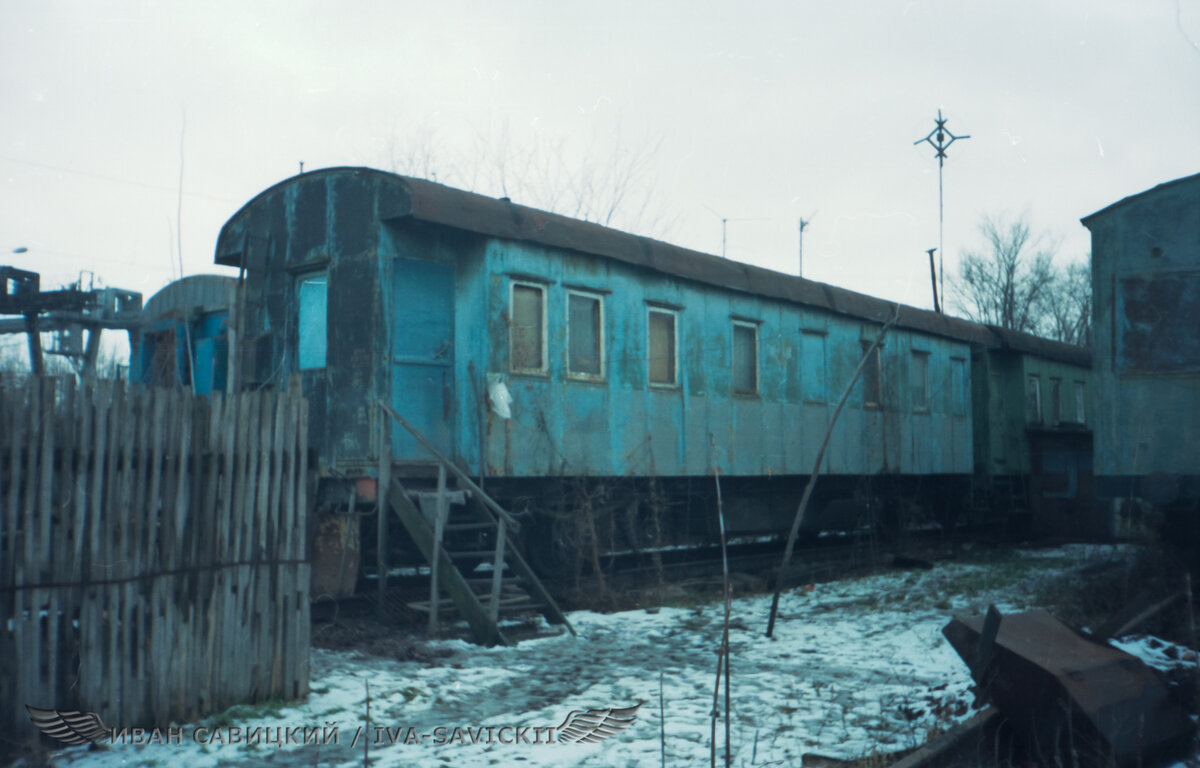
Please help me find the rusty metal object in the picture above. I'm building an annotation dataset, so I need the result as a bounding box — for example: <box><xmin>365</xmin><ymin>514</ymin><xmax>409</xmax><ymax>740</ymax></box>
<box><xmin>310</xmin><ymin>511</ymin><xmax>360</xmax><ymax>599</ymax></box>
<box><xmin>943</xmin><ymin>609</ymin><xmax>1195</xmax><ymax>766</ymax></box>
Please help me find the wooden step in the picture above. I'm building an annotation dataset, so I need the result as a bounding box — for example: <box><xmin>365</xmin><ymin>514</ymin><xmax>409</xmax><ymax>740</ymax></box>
<box><xmin>466</xmin><ymin>576</ymin><xmax>517</xmax><ymax>587</ymax></box>
<box><xmin>409</xmin><ymin>595</ymin><xmax>543</xmax><ymax>614</ymax></box>
<box><xmin>446</xmin><ymin>549</ymin><xmax>498</xmax><ymax>559</ymax></box>
<box><xmin>444</xmin><ymin>522</ymin><xmax>496</xmax><ymax>533</ymax></box>
<box><xmin>407</xmin><ymin>489</ymin><xmax>469</xmax><ymax>505</ymax></box>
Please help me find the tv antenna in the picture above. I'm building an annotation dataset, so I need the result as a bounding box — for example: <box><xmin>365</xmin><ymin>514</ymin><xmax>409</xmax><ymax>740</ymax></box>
<box><xmin>704</xmin><ymin>205</ymin><xmax>767</xmax><ymax>260</ymax></box>
<box><xmin>798</xmin><ymin>210</ymin><xmax>817</xmax><ymax>277</ymax></box>
<box><xmin>914</xmin><ymin>109</ymin><xmax>969</xmax><ymax>313</ymax></box>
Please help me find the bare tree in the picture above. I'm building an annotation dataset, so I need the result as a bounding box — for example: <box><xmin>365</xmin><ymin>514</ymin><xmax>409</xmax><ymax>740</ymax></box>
<box><xmin>953</xmin><ymin>214</ymin><xmax>1058</xmax><ymax>335</ymax></box>
<box><xmin>1042</xmin><ymin>255</ymin><xmax>1091</xmax><ymax>347</ymax></box>
<box><xmin>374</xmin><ymin>116</ymin><xmax>676</xmax><ymax>240</ymax></box>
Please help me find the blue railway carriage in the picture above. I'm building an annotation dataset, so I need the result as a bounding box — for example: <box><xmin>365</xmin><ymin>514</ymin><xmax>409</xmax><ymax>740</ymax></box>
<box><xmin>133</xmin><ymin>275</ymin><xmax>237</xmax><ymax>395</ymax></box>
<box><xmin>1083</xmin><ymin>172</ymin><xmax>1200</xmax><ymax>551</ymax></box>
<box><xmin>214</xmin><ymin>168</ymin><xmax>988</xmax><ymax>565</ymax></box>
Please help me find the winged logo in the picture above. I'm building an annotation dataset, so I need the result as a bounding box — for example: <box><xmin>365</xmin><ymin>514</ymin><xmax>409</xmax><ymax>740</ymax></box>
<box><xmin>555</xmin><ymin>701</ymin><xmax>642</xmax><ymax>744</ymax></box>
<box><xmin>25</xmin><ymin>705</ymin><xmax>111</xmax><ymax>745</ymax></box>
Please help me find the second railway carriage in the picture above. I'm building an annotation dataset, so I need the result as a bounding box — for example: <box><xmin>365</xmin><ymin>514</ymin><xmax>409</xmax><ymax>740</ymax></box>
<box><xmin>970</xmin><ymin>328</ymin><xmax>1095</xmax><ymax>537</ymax></box>
<box><xmin>210</xmin><ymin>167</ymin><xmax>1090</xmax><ymax>581</ymax></box>
<box><xmin>133</xmin><ymin>274</ymin><xmax>237</xmax><ymax>395</ymax></box>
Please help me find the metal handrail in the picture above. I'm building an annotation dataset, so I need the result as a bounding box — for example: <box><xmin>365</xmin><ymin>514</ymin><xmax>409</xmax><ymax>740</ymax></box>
<box><xmin>376</xmin><ymin>399</ymin><xmax>520</xmax><ymax>532</ymax></box>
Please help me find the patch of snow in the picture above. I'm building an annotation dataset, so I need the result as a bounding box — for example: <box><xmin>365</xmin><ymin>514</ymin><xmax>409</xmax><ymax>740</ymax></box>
<box><xmin>47</xmin><ymin>545</ymin><xmax>1187</xmax><ymax>767</ymax></box>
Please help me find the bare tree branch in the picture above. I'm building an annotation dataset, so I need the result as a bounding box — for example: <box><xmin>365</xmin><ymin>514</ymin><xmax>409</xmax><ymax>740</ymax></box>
<box><xmin>375</xmin><ymin>115</ymin><xmax>676</xmax><ymax>240</ymax></box>
<box><xmin>952</xmin><ymin>213</ymin><xmax>1089</xmax><ymax>344</ymax></box>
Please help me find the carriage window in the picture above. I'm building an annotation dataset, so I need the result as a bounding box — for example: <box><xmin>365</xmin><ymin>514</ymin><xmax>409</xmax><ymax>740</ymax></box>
<box><xmin>862</xmin><ymin>342</ymin><xmax>882</xmax><ymax>408</ymax></box>
<box><xmin>951</xmin><ymin>357</ymin><xmax>966</xmax><ymax>416</ymax></box>
<box><xmin>1027</xmin><ymin>375</ymin><xmax>1042</xmax><ymax>424</ymax></box>
<box><xmin>297</xmin><ymin>273</ymin><xmax>327</xmax><ymax>370</ymax></box>
<box><xmin>1074</xmin><ymin>380</ymin><xmax>1086</xmax><ymax>424</ymax></box>
<box><xmin>648</xmin><ymin>308</ymin><xmax>677</xmax><ymax>386</ymax></box>
<box><xmin>510</xmin><ymin>282</ymin><xmax>546</xmax><ymax>374</ymax></box>
<box><xmin>732</xmin><ymin>321</ymin><xmax>758</xmax><ymax>395</ymax></box>
<box><xmin>911</xmin><ymin>351</ymin><xmax>930</xmax><ymax>411</ymax></box>
<box><xmin>567</xmin><ymin>291</ymin><xmax>603</xmax><ymax>379</ymax></box>
<box><xmin>801</xmin><ymin>332</ymin><xmax>826</xmax><ymax>402</ymax></box>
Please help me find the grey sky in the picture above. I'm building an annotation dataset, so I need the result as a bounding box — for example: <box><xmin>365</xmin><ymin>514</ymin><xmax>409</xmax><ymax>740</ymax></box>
<box><xmin>3</xmin><ymin>1</ymin><xmax>1199</xmax><ymax>319</ymax></box>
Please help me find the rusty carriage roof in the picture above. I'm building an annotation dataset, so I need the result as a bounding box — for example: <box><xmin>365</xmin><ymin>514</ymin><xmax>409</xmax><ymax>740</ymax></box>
<box><xmin>217</xmin><ymin>166</ymin><xmax>1090</xmax><ymax>366</ymax></box>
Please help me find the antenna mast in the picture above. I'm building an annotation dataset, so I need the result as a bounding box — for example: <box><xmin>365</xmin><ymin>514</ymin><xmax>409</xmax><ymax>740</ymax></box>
<box><xmin>797</xmin><ymin>211</ymin><xmax>817</xmax><ymax>277</ymax></box>
<box><xmin>926</xmin><ymin>248</ymin><xmax>940</xmax><ymax>313</ymax></box>
<box><xmin>703</xmin><ymin>205</ymin><xmax>767</xmax><ymax>260</ymax></box>
<box><xmin>913</xmin><ymin>109</ymin><xmax>969</xmax><ymax>313</ymax></box>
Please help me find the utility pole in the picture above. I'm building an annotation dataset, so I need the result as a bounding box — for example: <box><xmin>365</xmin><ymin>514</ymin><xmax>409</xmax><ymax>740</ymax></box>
<box><xmin>914</xmin><ymin>109</ymin><xmax>969</xmax><ymax>313</ymax></box>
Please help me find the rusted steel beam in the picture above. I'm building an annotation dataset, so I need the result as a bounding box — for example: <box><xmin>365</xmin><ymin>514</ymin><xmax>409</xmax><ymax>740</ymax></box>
<box><xmin>943</xmin><ymin>609</ymin><xmax>1195</xmax><ymax>767</ymax></box>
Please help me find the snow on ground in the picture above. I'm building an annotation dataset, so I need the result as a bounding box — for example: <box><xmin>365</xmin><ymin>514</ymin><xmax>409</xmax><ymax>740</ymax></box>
<box><xmin>42</xmin><ymin>543</ymin><xmax>1178</xmax><ymax>768</ymax></box>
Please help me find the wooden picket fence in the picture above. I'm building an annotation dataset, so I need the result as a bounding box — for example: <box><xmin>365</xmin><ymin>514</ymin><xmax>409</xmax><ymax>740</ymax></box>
<box><xmin>0</xmin><ymin>377</ymin><xmax>311</xmax><ymax>749</ymax></box>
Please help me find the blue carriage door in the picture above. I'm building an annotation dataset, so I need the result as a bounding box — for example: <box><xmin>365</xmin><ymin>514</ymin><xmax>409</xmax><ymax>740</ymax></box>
<box><xmin>390</xmin><ymin>258</ymin><xmax>455</xmax><ymax>461</ymax></box>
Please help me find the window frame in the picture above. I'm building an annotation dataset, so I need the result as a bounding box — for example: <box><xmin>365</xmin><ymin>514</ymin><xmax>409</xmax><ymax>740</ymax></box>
<box><xmin>1027</xmin><ymin>374</ymin><xmax>1042</xmax><ymax>424</ymax></box>
<box><xmin>296</xmin><ymin>271</ymin><xmax>328</xmax><ymax>371</ymax></box>
<box><xmin>731</xmin><ymin>319</ymin><xmax>760</xmax><ymax>396</ymax></box>
<box><xmin>862</xmin><ymin>342</ymin><xmax>883</xmax><ymax>409</ymax></box>
<box><xmin>647</xmin><ymin>306</ymin><xmax>679</xmax><ymax>388</ymax></box>
<box><xmin>1074</xmin><ymin>380</ymin><xmax>1086</xmax><ymax>424</ymax></box>
<box><xmin>911</xmin><ymin>349</ymin><xmax>931</xmax><ymax>412</ymax></box>
<box><xmin>1050</xmin><ymin>377</ymin><xmax>1062</xmax><ymax>425</ymax></box>
<box><xmin>565</xmin><ymin>289</ymin><xmax>605</xmax><ymax>382</ymax></box>
<box><xmin>508</xmin><ymin>280</ymin><xmax>548</xmax><ymax>376</ymax></box>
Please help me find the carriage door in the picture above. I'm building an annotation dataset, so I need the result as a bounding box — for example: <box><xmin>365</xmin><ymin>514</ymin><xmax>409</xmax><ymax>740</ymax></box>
<box><xmin>390</xmin><ymin>258</ymin><xmax>455</xmax><ymax>461</ymax></box>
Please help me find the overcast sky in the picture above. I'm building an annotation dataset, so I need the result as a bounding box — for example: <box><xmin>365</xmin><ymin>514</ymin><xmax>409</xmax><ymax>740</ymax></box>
<box><xmin>3</xmin><ymin>1</ymin><xmax>1199</xmax><ymax>323</ymax></box>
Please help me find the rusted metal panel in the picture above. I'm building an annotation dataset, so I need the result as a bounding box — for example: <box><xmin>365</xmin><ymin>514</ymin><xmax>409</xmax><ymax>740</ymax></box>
<box><xmin>290</xmin><ymin>177</ymin><xmax>327</xmax><ymax>260</ymax></box>
<box><xmin>326</xmin><ymin>254</ymin><xmax>381</xmax><ymax>461</ymax></box>
<box><xmin>1084</xmin><ymin>172</ymin><xmax>1200</xmax><ymax>498</ymax></box>
<box><xmin>943</xmin><ymin>610</ymin><xmax>1194</xmax><ymax>766</ymax></box>
<box><xmin>1119</xmin><ymin>272</ymin><xmax>1200</xmax><ymax>371</ymax></box>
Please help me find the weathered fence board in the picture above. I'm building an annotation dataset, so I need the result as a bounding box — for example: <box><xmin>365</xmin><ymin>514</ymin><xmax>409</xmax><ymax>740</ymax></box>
<box><xmin>0</xmin><ymin>376</ymin><xmax>310</xmax><ymax>750</ymax></box>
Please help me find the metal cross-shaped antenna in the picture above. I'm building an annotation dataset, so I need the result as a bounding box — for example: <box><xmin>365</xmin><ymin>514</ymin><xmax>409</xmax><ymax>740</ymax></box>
<box><xmin>915</xmin><ymin>109</ymin><xmax>969</xmax><ymax>166</ymax></box>
<box><xmin>914</xmin><ymin>109</ymin><xmax>969</xmax><ymax>312</ymax></box>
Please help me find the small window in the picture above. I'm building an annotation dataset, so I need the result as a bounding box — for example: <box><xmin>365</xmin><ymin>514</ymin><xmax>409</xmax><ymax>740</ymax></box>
<box><xmin>862</xmin><ymin>342</ymin><xmax>882</xmax><ymax>408</ymax></box>
<box><xmin>1050</xmin><ymin>377</ymin><xmax>1062</xmax><ymax>425</ymax></box>
<box><xmin>510</xmin><ymin>282</ymin><xmax>546</xmax><ymax>374</ymax></box>
<box><xmin>1027</xmin><ymin>375</ymin><xmax>1042</xmax><ymax>424</ymax></box>
<box><xmin>801</xmin><ymin>331</ymin><xmax>826</xmax><ymax>402</ymax></box>
<box><xmin>951</xmin><ymin>358</ymin><xmax>966</xmax><ymax>416</ymax></box>
<box><xmin>1074</xmin><ymin>380</ymin><xmax>1086</xmax><ymax>424</ymax></box>
<box><xmin>297</xmin><ymin>273</ymin><xmax>327</xmax><ymax>370</ymax></box>
<box><xmin>732</xmin><ymin>321</ymin><xmax>758</xmax><ymax>395</ymax></box>
<box><xmin>911</xmin><ymin>351</ymin><xmax>930</xmax><ymax>411</ymax></box>
<box><xmin>567</xmin><ymin>291</ymin><xmax>603</xmax><ymax>379</ymax></box>
<box><xmin>648</xmin><ymin>308</ymin><xmax>677</xmax><ymax>386</ymax></box>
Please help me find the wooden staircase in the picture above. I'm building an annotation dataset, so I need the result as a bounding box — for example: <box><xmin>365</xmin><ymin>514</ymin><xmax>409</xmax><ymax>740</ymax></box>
<box><xmin>378</xmin><ymin>401</ymin><xmax>574</xmax><ymax>646</ymax></box>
